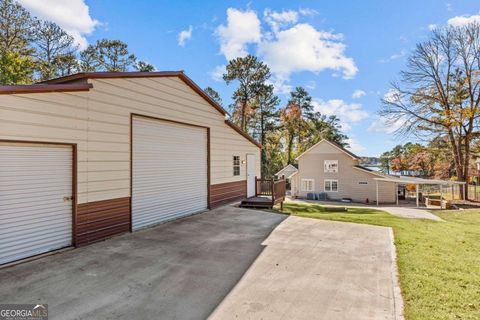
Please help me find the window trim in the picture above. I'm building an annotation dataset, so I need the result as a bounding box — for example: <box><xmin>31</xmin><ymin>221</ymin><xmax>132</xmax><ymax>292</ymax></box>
<box><xmin>233</xmin><ymin>155</ymin><xmax>240</xmax><ymax>176</ymax></box>
<box><xmin>324</xmin><ymin>160</ymin><xmax>339</xmax><ymax>173</ymax></box>
<box><xmin>324</xmin><ymin>179</ymin><xmax>338</xmax><ymax>192</ymax></box>
<box><xmin>301</xmin><ymin>179</ymin><xmax>315</xmax><ymax>192</ymax></box>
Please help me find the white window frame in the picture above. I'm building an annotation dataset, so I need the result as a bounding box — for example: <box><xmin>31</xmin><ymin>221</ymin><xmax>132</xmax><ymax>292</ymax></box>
<box><xmin>233</xmin><ymin>155</ymin><xmax>240</xmax><ymax>176</ymax></box>
<box><xmin>324</xmin><ymin>179</ymin><xmax>338</xmax><ymax>192</ymax></box>
<box><xmin>324</xmin><ymin>160</ymin><xmax>338</xmax><ymax>173</ymax></box>
<box><xmin>301</xmin><ymin>179</ymin><xmax>315</xmax><ymax>192</ymax></box>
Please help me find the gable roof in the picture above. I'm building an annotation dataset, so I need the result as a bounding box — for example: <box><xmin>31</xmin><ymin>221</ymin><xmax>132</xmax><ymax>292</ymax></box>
<box><xmin>225</xmin><ymin>120</ymin><xmax>262</xmax><ymax>149</ymax></box>
<box><xmin>296</xmin><ymin>139</ymin><xmax>360</xmax><ymax>160</ymax></box>
<box><xmin>40</xmin><ymin>71</ymin><xmax>227</xmax><ymax>116</ymax></box>
<box><xmin>0</xmin><ymin>71</ymin><xmax>262</xmax><ymax>149</ymax></box>
<box><xmin>275</xmin><ymin>164</ymin><xmax>299</xmax><ymax>176</ymax></box>
<box><xmin>353</xmin><ymin>165</ymin><xmax>387</xmax><ymax>177</ymax></box>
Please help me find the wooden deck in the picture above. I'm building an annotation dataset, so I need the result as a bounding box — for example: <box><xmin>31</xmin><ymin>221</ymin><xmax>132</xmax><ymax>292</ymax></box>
<box><xmin>239</xmin><ymin>178</ymin><xmax>286</xmax><ymax>209</ymax></box>
<box><xmin>239</xmin><ymin>196</ymin><xmax>274</xmax><ymax>208</ymax></box>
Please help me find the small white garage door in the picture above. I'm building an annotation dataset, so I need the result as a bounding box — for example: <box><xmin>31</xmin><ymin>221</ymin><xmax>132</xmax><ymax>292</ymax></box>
<box><xmin>0</xmin><ymin>143</ymin><xmax>73</xmax><ymax>265</ymax></box>
<box><xmin>132</xmin><ymin>117</ymin><xmax>208</xmax><ymax>231</ymax></box>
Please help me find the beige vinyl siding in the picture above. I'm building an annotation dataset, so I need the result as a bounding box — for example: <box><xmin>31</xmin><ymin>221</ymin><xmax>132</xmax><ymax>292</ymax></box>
<box><xmin>276</xmin><ymin>165</ymin><xmax>297</xmax><ymax>179</ymax></box>
<box><xmin>295</xmin><ymin>141</ymin><xmax>396</xmax><ymax>203</ymax></box>
<box><xmin>0</xmin><ymin>77</ymin><xmax>260</xmax><ymax>204</ymax></box>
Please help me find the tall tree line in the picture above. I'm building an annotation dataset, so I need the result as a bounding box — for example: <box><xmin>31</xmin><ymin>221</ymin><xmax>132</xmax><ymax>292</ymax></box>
<box><xmin>2</xmin><ymin>0</ymin><xmax>348</xmax><ymax>179</ymax></box>
<box><xmin>207</xmin><ymin>54</ymin><xmax>348</xmax><ymax>178</ymax></box>
<box><xmin>0</xmin><ymin>0</ymin><xmax>154</xmax><ymax>84</ymax></box>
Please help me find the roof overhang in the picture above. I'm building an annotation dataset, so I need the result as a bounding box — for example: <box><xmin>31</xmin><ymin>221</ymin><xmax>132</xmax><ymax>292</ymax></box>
<box><xmin>353</xmin><ymin>165</ymin><xmax>386</xmax><ymax>177</ymax></box>
<box><xmin>40</xmin><ymin>71</ymin><xmax>228</xmax><ymax>116</ymax></box>
<box><xmin>224</xmin><ymin>120</ymin><xmax>262</xmax><ymax>149</ymax></box>
<box><xmin>286</xmin><ymin>171</ymin><xmax>298</xmax><ymax>179</ymax></box>
<box><xmin>275</xmin><ymin>164</ymin><xmax>298</xmax><ymax>176</ymax></box>
<box><xmin>374</xmin><ymin>176</ymin><xmax>466</xmax><ymax>185</ymax></box>
<box><xmin>0</xmin><ymin>83</ymin><xmax>93</xmax><ymax>94</ymax></box>
<box><xmin>296</xmin><ymin>139</ymin><xmax>359</xmax><ymax>161</ymax></box>
<box><xmin>0</xmin><ymin>71</ymin><xmax>262</xmax><ymax>149</ymax></box>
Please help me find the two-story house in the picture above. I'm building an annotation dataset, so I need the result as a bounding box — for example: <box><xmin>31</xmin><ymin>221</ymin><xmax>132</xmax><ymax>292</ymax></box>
<box><xmin>291</xmin><ymin>139</ymin><xmax>396</xmax><ymax>203</ymax></box>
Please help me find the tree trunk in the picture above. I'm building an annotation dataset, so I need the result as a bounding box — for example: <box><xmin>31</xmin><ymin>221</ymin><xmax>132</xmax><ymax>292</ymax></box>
<box><xmin>287</xmin><ymin>131</ymin><xmax>294</xmax><ymax>165</ymax></box>
<box><xmin>260</xmin><ymin>111</ymin><xmax>266</xmax><ymax>178</ymax></box>
<box><xmin>462</xmin><ymin>136</ymin><xmax>471</xmax><ymax>200</ymax></box>
<box><xmin>449</xmin><ymin>131</ymin><xmax>470</xmax><ymax>200</ymax></box>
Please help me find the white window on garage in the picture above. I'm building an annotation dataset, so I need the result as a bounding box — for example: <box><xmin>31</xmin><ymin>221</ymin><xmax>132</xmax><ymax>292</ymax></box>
<box><xmin>324</xmin><ymin>179</ymin><xmax>338</xmax><ymax>192</ymax></box>
<box><xmin>301</xmin><ymin>179</ymin><xmax>314</xmax><ymax>192</ymax></box>
<box><xmin>233</xmin><ymin>156</ymin><xmax>240</xmax><ymax>176</ymax></box>
<box><xmin>324</xmin><ymin>160</ymin><xmax>338</xmax><ymax>173</ymax></box>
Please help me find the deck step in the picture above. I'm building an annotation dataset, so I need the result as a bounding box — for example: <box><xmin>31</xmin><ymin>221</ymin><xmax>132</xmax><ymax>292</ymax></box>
<box><xmin>239</xmin><ymin>203</ymin><xmax>273</xmax><ymax>209</ymax></box>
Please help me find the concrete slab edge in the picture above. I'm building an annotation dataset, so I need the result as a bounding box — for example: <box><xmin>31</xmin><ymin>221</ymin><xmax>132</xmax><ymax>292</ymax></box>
<box><xmin>388</xmin><ymin>227</ymin><xmax>405</xmax><ymax>320</ymax></box>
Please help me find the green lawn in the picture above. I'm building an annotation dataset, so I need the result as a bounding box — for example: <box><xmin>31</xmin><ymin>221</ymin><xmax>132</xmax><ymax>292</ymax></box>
<box><xmin>282</xmin><ymin>202</ymin><xmax>480</xmax><ymax>320</ymax></box>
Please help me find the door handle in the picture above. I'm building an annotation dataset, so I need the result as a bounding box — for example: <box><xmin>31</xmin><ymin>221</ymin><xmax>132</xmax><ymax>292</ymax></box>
<box><xmin>63</xmin><ymin>196</ymin><xmax>73</xmax><ymax>201</ymax></box>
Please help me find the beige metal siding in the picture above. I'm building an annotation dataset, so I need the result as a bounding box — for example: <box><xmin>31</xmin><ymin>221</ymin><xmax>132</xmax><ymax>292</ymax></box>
<box><xmin>0</xmin><ymin>77</ymin><xmax>260</xmax><ymax>205</ymax></box>
<box><xmin>131</xmin><ymin>117</ymin><xmax>208</xmax><ymax>230</ymax></box>
<box><xmin>0</xmin><ymin>143</ymin><xmax>72</xmax><ymax>264</ymax></box>
<box><xmin>296</xmin><ymin>141</ymin><xmax>396</xmax><ymax>203</ymax></box>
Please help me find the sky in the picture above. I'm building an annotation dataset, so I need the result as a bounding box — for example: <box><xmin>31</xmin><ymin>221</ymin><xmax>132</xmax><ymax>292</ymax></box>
<box><xmin>18</xmin><ymin>0</ymin><xmax>480</xmax><ymax>156</ymax></box>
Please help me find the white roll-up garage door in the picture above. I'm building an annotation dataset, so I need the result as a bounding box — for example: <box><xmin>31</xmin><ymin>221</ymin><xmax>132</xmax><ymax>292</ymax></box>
<box><xmin>0</xmin><ymin>143</ymin><xmax>73</xmax><ymax>265</ymax></box>
<box><xmin>132</xmin><ymin>117</ymin><xmax>208</xmax><ymax>231</ymax></box>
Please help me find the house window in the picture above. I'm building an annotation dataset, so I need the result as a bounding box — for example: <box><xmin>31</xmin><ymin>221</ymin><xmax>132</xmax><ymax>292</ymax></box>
<box><xmin>324</xmin><ymin>179</ymin><xmax>338</xmax><ymax>192</ymax></box>
<box><xmin>301</xmin><ymin>179</ymin><xmax>314</xmax><ymax>192</ymax></box>
<box><xmin>233</xmin><ymin>156</ymin><xmax>240</xmax><ymax>176</ymax></box>
<box><xmin>324</xmin><ymin>160</ymin><xmax>338</xmax><ymax>173</ymax></box>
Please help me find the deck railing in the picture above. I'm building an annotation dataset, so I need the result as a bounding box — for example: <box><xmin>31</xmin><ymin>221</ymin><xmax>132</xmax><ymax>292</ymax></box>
<box><xmin>256</xmin><ymin>178</ymin><xmax>273</xmax><ymax>196</ymax></box>
<box><xmin>273</xmin><ymin>179</ymin><xmax>286</xmax><ymax>204</ymax></box>
<box><xmin>254</xmin><ymin>177</ymin><xmax>286</xmax><ymax>208</ymax></box>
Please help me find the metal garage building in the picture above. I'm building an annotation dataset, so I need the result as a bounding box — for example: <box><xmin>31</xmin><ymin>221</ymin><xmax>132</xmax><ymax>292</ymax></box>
<box><xmin>0</xmin><ymin>72</ymin><xmax>261</xmax><ymax>265</ymax></box>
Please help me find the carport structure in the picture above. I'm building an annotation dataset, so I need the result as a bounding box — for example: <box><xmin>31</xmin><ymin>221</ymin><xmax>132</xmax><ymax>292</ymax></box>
<box><xmin>374</xmin><ymin>176</ymin><xmax>466</xmax><ymax>208</ymax></box>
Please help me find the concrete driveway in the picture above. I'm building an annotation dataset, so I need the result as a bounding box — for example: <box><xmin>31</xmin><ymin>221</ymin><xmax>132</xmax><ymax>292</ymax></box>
<box><xmin>290</xmin><ymin>198</ymin><xmax>442</xmax><ymax>221</ymax></box>
<box><xmin>0</xmin><ymin>206</ymin><xmax>402</xmax><ymax>320</ymax></box>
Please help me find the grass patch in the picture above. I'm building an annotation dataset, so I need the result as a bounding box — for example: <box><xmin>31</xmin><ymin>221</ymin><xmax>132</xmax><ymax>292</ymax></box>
<box><xmin>282</xmin><ymin>202</ymin><xmax>480</xmax><ymax>320</ymax></box>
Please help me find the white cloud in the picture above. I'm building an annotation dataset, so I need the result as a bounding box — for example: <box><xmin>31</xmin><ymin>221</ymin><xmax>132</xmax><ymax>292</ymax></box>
<box><xmin>447</xmin><ymin>13</ymin><xmax>480</xmax><ymax>27</ymax></box>
<box><xmin>210</xmin><ymin>65</ymin><xmax>226</xmax><ymax>82</ymax></box>
<box><xmin>178</xmin><ymin>25</ymin><xmax>193</xmax><ymax>46</ymax></box>
<box><xmin>215</xmin><ymin>8</ymin><xmax>357</xmax><ymax>93</ymax></box>
<box><xmin>352</xmin><ymin>89</ymin><xmax>366</xmax><ymax>99</ymax></box>
<box><xmin>312</xmin><ymin>98</ymin><xmax>369</xmax><ymax>125</ymax></box>
<box><xmin>428</xmin><ymin>24</ymin><xmax>438</xmax><ymax>30</ymax></box>
<box><xmin>368</xmin><ymin>116</ymin><xmax>404</xmax><ymax>134</ymax></box>
<box><xmin>345</xmin><ymin>137</ymin><xmax>366</xmax><ymax>153</ymax></box>
<box><xmin>18</xmin><ymin>0</ymin><xmax>99</xmax><ymax>49</ymax></box>
<box><xmin>258</xmin><ymin>23</ymin><xmax>358</xmax><ymax>81</ymax></box>
<box><xmin>305</xmin><ymin>80</ymin><xmax>316</xmax><ymax>90</ymax></box>
<box><xmin>215</xmin><ymin>8</ymin><xmax>261</xmax><ymax>60</ymax></box>
<box><xmin>298</xmin><ymin>8</ymin><xmax>319</xmax><ymax>17</ymax></box>
<box><xmin>383</xmin><ymin>88</ymin><xmax>401</xmax><ymax>103</ymax></box>
<box><xmin>379</xmin><ymin>49</ymin><xmax>407</xmax><ymax>63</ymax></box>
<box><xmin>341</xmin><ymin>122</ymin><xmax>352</xmax><ymax>132</ymax></box>
<box><xmin>264</xmin><ymin>9</ymin><xmax>298</xmax><ymax>33</ymax></box>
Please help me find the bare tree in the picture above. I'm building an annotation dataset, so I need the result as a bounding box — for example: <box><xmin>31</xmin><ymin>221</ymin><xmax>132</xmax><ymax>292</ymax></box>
<box><xmin>380</xmin><ymin>23</ymin><xmax>480</xmax><ymax>198</ymax></box>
